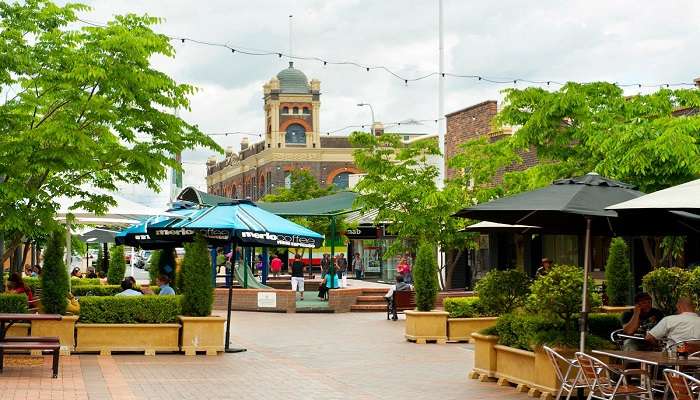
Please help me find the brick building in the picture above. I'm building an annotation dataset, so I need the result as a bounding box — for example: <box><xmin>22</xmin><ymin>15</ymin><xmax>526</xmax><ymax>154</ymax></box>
<box><xmin>206</xmin><ymin>62</ymin><xmax>360</xmax><ymax>201</ymax></box>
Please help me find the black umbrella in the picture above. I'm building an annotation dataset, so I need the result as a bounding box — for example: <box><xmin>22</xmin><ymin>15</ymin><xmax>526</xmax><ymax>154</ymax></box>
<box><xmin>454</xmin><ymin>173</ymin><xmax>645</xmax><ymax>352</ymax></box>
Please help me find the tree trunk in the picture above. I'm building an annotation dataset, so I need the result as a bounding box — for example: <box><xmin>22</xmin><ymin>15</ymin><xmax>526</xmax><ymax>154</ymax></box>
<box><xmin>1</xmin><ymin>233</ymin><xmax>24</xmax><ymax>264</ymax></box>
<box><xmin>641</xmin><ymin>237</ymin><xmax>664</xmax><ymax>268</ymax></box>
<box><xmin>11</xmin><ymin>246</ymin><xmax>23</xmax><ymax>275</ymax></box>
<box><xmin>444</xmin><ymin>248</ymin><xmax>464</xmax><ymax>290</ymax></box>
<box><xmin>20</xmin><ymin>242</ymin><xmax>31</xmax><ymax>270</ymax></box>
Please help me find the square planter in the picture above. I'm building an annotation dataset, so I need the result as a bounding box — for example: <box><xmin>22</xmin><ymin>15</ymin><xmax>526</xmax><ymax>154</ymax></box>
<box><xmin>404</xmin><ymin>310</ymin><xmax>448</xmax><ymax>344</ymax></box>
<box><xmin>75</xmin><ymin>323</ymin><xmax>180</xmax><ymax>355</ymax></box>
<box><xmin>470</xmin><ymin>332</ymin><xmax>499</xmax><ymax>380</ymax></box>
<box><xmin>31</xmin><ymin>315</ymin><xmax>78</xmax><ymax>355</ymax></box>
<box><xmin>5</xmin><ymin>322</ymin><xmax>30</xmax><ymax>337</ymax></box>
<box><xmin>447</xmin><ymin>317</ymin><xmax>498</xmax><ymax>342</ymax></box>
<box><xmin>492</xmin><ymin>344</ymin><xmax>563</xmax><ymax>398</ymax></box>
<box><xmin>178</xmin><ymin>316</ymin><xmax>225</xmax><ymax>356</ymax></box>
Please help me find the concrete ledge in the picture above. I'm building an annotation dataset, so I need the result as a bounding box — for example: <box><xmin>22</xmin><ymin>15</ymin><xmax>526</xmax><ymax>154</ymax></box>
<box><xmin>214</xmin><ymin>288</ymin><xmax>296</xmax><ymax>313</ymax></box>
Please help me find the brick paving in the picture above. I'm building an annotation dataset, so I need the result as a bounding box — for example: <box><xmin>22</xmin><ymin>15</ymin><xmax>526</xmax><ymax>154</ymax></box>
<box><xmin>0</xmin><ymin>312</ymin><xmax>529</xmax><ymax>399</ymax></box>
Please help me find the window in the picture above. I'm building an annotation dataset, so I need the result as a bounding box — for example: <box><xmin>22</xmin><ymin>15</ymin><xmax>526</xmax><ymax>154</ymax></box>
<box><xmin>303</xmin><ymin>107</ymin><xmax>310</xmax><ymax>115</ymax></box>
<box><xmin>332</xmin><ymin>172</ymin><xmax>351</xmax><ymax>189</ymax></box>
<box><xmin>292</xmin><ymin>107</ymin><xmax>299</xmax><ymax>114</ymax></box>
<box><xmin>284</xmin><ymin>172</ymin><xmax>291</xmax><ymax>189</ymax></box>
<box><xmin>282</xmin><ymin>106</ymin><xmax>289</xmax><ymax>114</ymax></box>
<box><xmin>285</xmin><ymin>123</ymin><xmax>306</xmax><ymax>144</ymax></box>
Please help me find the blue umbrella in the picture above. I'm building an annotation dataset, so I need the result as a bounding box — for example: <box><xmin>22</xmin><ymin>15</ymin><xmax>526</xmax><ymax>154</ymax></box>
<box><xmin>115</xmin><ymin>202</ymin><xmax>201</xmax><ymax>249</ymax></box>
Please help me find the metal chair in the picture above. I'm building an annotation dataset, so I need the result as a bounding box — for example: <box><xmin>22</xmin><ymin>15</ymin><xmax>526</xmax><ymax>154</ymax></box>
<box><xmin>663</xmin><ymin>369</ymin><xmax>700</xmax><ymax>400</ymax></box>
<box><xmin>575</xmin><ymin>352</ymin><xmax>654</xmax><ymax>400</ymax></box>
<box><xmin>543</xmin><ymin>346</ymin><xmax>587</xmax><ymax>400</ymax></box>
<box><xmin>610</xmin><ymin>329</ymin><xmax>647</xmax><ymax>350</ymax></box>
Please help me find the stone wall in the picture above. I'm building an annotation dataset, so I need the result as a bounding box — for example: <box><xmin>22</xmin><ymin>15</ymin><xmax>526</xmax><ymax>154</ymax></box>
<box><xmin>214</xmin><ymin>288</ymin><xmax>296</xmax><ymax>313</ymax></box>
<box><xmin>328</xmin><ymin>288</ymin><xmax>364</xmax><ymax>313</ymax></box>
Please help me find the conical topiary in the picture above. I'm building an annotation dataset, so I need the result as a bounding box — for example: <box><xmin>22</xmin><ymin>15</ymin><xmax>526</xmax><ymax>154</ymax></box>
<box><xmin>413</xmin><ymin>242</ymin><xmax>439</xmax><ymax>312</ymax></box>
<box><xmin>95</xmin><ymin>246</ymin><xmax>103</xmax><ymax>274</ymax></box>
<box><xmin>41</xmin><ymin>230</ymin><xmax>69</xmax><ymax>314</ymax></box>
<box><xmin>107</xmin><ymin>245</ymin><xmax>126</xmax><ymax>285</ymax></box>
<box><xmin>181</xmin><ymin>234</ymin><xmax>213</xmax><ymax>316</ymax></box>
<box><xmin>605</xmin><ymin>237</ymin><xmax>632</xmax><ymax>306</ymax></box>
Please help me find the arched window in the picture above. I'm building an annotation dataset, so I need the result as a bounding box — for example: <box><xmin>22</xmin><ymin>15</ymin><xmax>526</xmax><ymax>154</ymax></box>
<box><xmin>292</xmin><ymin>106</ymin><xmax>299</xmax><ymax>114</ymax></box>
<box><xmin>284</xmin><ymin>171</ymin><xmax>292</xmax><ymax>189</ymax></box>
<box><xmin>285</xmin><ymin>123</ymin><xmax>306</xmax><ymax>144</ymax></box>
<box><xmin>332</xmin><ymin>172</ymin><xmax>351</xmax><ymax>189</ymax></box>
<box><xmin>282</xmin><ymin>106</ymin><xmax>289</xmax><ymax>114</ymax></box>
<box><xmin>302</xmin><ymin>107</ymin><xmax>310</xmax><ymax>115</ymax></box>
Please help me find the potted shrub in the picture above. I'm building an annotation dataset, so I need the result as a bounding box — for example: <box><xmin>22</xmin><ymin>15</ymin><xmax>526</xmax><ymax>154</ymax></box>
<box><xmin>444</xmin><ymin>297</ymin><xmax>498</xmax><ymax>342</ymax></box>
<box><xmin>33</xmin><ymin>230</ymin><xmax>78</xmax><ymax>354</ymax></box>
<box><xmin>603</xmin><ymin>238</ymin><xmax>633</xmax><ymax>312</ymax></box>
<box><xmin>0</xmin><ymin>293</ymin><xmax>30</xmax><ymax>336</ymax></box>
<box><xmin>404</xmin><ymin>242</ymin><xmax>449</xmax><ymax>344</ymax></box>
<box><xmin>75</xmin><ymin>296</ymin><xmax>181</xmax><ymax>355</ymax></box>
<box><xmin>178</xmin><ymin>234</ymin><xmax>224</xmax><ymax>355</ymax></box>
<box><xmin>107</xmin><ymin>245</ymin><xmax>126</xmax><ymax>285</ymax></box>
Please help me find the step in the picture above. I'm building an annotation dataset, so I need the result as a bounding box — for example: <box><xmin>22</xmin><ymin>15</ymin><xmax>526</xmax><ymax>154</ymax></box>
<box><xmin>360</xmin><ymin>288</ymin><xmax>390</xmax><ymax>295</ymax></box>
<box><xmin>356</xmin><ymin>295</ymin><xmax>386</xmax><ymax>303</ymax></box>
<box><xmin>350</xmin><ymin>304</ymin><xmax>387</xmax><ymax>312</ymax></box>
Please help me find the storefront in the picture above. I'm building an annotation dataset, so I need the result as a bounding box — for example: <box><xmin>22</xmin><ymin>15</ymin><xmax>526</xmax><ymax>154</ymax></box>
<box><xmin>345</xmin><ymin>225</ymin><xmax>399</xmax><ymax>282</ymax></box>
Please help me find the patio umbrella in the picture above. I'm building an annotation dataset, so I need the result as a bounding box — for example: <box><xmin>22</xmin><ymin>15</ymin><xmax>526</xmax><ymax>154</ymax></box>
<box><xmin>454</xmin><ymin>172</ymin><xmax>645</xmax><ymax>352</ymax></box>
<box><xmin>463</xmin><ymin>221</ymin><xmax>540</xmax><ymax>232</ymax></box>
<box><xmin>115</xmin><ymin>202</ymin><xmax>202</xmax><ymax>249</ymax></box>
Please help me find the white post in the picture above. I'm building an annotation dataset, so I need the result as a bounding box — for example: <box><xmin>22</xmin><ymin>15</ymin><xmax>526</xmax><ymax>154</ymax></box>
<box><xmin>437</xmin><ymin>0</ymin><xmax>446</xmax><ymax>189</ymax></box>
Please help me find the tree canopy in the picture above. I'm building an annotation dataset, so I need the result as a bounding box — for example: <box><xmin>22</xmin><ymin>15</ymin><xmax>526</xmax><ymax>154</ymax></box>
<box><xmin>0</xmin><ymin>0</ymin><xmax>221</xmax><ymax>261</ymax></box>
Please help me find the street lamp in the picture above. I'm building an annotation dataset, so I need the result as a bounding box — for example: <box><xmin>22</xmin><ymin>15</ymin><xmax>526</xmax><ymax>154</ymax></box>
<box><xmin>357</xmin><ymin>103</ymin><xmax>375</xmax><ymax>135</ymax></box>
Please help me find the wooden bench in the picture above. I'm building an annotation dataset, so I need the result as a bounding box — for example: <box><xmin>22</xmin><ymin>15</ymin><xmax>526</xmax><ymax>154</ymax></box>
<box><xmin>387</xmin><ymin>291</ymin><xmax>415</xmax><ymax>320</ymax></box>
<box><xmin>0</xmin><ymin>338</ymin><xmax>61</xmax><ymax>378</ymax></box>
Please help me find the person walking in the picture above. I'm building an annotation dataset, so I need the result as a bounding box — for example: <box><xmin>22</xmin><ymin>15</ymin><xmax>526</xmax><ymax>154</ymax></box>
<box><xmin>290</xmin><ymin>254</ymin><xmax>305</xmax><ymax>301</ymax></box>
<box><xmin>352</xmin><ymin>253</ymin><xmax>364</xmax><ymax>280</ymax></box>
<box><xmin>320</xmin><ymin>253</ymin><xmax>330</xmax><ymax>278</ymax></box>
<box><xmin>337</xmin><ymin>253</ymin><xmax>348</xmax><ymax>287</ymax></box>
<box><xmin>397</xmin><ymin>256</ymin><xmax>411</xmax><ymax>284</ymax></box>
<box><xmin>270</xmin><ymin>254</ymin><xmax>282</xmax><ymax>278</ymax></box>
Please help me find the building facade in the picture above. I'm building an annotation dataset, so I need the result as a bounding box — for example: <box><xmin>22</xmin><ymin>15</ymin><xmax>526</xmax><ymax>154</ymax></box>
<box><xmin>206</xmin><ymin>62</ymin><xmax>360</xmax><ymax>201</ymax></box>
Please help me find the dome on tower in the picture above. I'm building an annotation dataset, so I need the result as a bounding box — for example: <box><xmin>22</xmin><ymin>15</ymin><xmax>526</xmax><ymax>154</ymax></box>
<box><xmin>276</xmin><ymin>62</ymin><xmax>310</xmax><ymax>93</ymax></box>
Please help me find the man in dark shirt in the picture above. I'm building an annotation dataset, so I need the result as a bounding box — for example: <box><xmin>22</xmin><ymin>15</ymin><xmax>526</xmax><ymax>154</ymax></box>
<box><xmin>291</xmin><ymin>254</ymin><xmax>305</xmax><ymax>301</ymax></box>
<box><xmin>621</xmin><ymin>292</ymin><xmax>664</xmax><ymax>350</ymax></box>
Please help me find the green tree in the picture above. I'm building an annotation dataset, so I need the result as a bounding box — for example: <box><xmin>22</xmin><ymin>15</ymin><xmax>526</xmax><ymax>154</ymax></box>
<box><xmin>413</xmin><ymin>242</ymin><xmax>439</xmax><ymax>312</ymax></box>
<box><xmin>0</xmin><ymin>0</ymin><xmax>221</xmax><ymax>263</ymax></box>
<box><xmin>40</xmin><ymin>230</ymin><xmax>69</xmax><ymax>314</ymax></box>
<box><xmin>181</xmin><ymin>234</ymin><xmax>213</xmax><ymax>316</ymax></box>
<box><xmin>350</xmin><ymin>132</ymin><xmax>472</xmax><ymax>288</ymax></box>
<box><xmin>94</xmin><ymin>246</ymin><xmax>104</xmax><ymax>276</ymax></box>
<box><xmin>107</xmin><ymin>245</ymin><xmax>126</xmax><ymax>285</ymax></box>
<box><xmin>605</xmin><ymin>238</ymin><xmax>632</xmax><ymax>306</ymax></box>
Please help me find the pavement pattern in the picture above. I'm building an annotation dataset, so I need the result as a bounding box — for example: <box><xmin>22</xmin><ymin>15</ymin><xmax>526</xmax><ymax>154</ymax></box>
<box><xmin>0</xmin><ymin>312</ymin><xmax>530</xmax><ymax>400</ymax></box>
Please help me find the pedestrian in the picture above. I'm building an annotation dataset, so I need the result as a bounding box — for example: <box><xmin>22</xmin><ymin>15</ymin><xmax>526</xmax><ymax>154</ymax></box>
<box><xmin>270</xmin><ymin>254</ymin><xmax>282</xmax><ymax>278</ymax></box>
<box><xmin>157</xmin><ymin>275</ymin><xmax>176</xmax><ymax>295</ymax></box>
<box><xmin>352</xmin><ymin>253</ymin><xmax>364</xmax><ymax>280</ymax></box>
<box><xmin>216</xmin><ymin>248</ymin><xmax>226</xmax><ymax>275</ymax></box>
<box><xmin>385</xmin><ymin>275</ymin><xmax>413</xmax><ymax>320</ymax></box>
<box><xmin>397</xmin><ymin>256</ymin><xmax>411</xmax><ymax>284</ymax></box>
<box><xmin>536</xmin><ymin>258</ymin><xmax>553</xmax><ymax>277</ymax></box>
<box><xmin>255</xmin><ymin>255</ymin><xmax>264</xmax><ymax>277</ymax></box>
<box><xmin>337</xmin><ymin>253</ymin><xmax>348</xmax><ymax>287</ymax></box>
<box><xmin>320</xmin><ymin>253</ymin><xmax>330</xmax><ymax>278</ymax></box>
<box><xmin>291</xmin><ymin>254</ymin><xmax>305</xmax><ymax>301</ymax></box>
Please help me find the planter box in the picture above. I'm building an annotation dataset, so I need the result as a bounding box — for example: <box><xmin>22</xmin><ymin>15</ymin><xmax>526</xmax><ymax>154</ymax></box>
<box><xmin>5</xmin><ymin>322</ymin><xmax>30</xmax><ymax>337</ymax></box>
<box><xmin>404</xmin><ymin>310</ymin><xmax>448</xmax><ymax>344</ymax></box>
<box><xmin>178</xmin><ymin>316</ymin><xmax>225</xmax><ymax>356</ymax></box>
<box><xmin>493</xmin><ymin>345</ymin><xmax>563</xmax><ymax>399</ymax></box>
<box><xmin>31</xmin><ymin>315</ymin><xmax>78</xmax><ymax>355</ymax></box>
<box><xmin>470</xmin><ymin>332</ymin><xmax>498</xmax><ymax>380</ymax></box>
<box><xmin>447</xmin><ymin>317</ymin><xmax>497</xmax><ymax>342</ymax></box>
<box><xmin>75</xmin><ymin>323</ymin><xmax>180</xmax><ymax>356</ymax></box>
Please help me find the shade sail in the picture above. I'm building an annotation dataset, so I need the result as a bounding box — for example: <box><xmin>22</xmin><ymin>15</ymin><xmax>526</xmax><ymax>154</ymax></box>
<box><xmin>607</xmin><ymin>178</ymin><xmax>700</xmax><ymax>212</ymax></box>
<box><xmin>256</xmin><ymin>191</ymin><xmax>358</xmax><ymax>216</ymax></box>
<box><xmin>146</xmin><ymin>200</ymin><xmax>324</xmax><ymax>248</ymax></box>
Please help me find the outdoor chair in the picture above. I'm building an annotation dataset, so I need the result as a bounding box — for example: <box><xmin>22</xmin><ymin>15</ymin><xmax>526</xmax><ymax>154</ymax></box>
<box><xmin>543</xmin><ymin>346</ymin><xmax>587</xmax><ymax>400</ymax></box>
<box><xmin>610</xmin><ymin>329</ymin><xmax>647</xmax><ymax>350</ymax></box>
<box><xmin>663</xmin><ymin>369</ymin><xmax>700</xmax><ymax>400</ymax></box>
<box><xmin>575</xmin><ymin>352</ymin><xmax>654</xmax><ymax>400</ymax></box>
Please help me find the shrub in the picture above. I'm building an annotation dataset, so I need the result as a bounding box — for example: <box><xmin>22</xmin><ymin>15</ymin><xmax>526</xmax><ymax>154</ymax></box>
<box><xmin>41</xmin><ymin>230</ymin><xmax>69</xmax><ymax>314</ymax></box>
<box><xmin>0</xmin><ymin>293</ymin><xmax>29</xmax><ymax>313</ymax></box>
<box><xmin>22</xmin><ymin>277</ymin><xmax>41</xmax><ymax>293</ymax></box>
<box><xmin>642</xmin><ymin>267</ymin><xmax>689</xmax><ymax>316</ymax></box>
<box><xmin>588</xmin><ymin>313</ymin><xmax>622</xmax><ymax>340</ymax></box>
<box><xmin>107</xmin><ymin>245</ymin><xmax>126</xmax><ymax>285</ymax></box>
<box><xmin>72</xmin><ymin>285</ymin><xmax>160</xmax><ymax>297</ymax></box>
<box><xmin>148</xmin><ymin>250</ymin><xmax>161</xmax><ymax>285</ymax></box>
<box><xmin>682</xmin><ymin>267</ymin><xmax>700</xmax><ymax>309</ymax></box>
<box><xmin>181</xmin><ymin>235</ymin><xmax>213</xmax><ymax>316</ymax></box>
<box><xmin>79</xmin><ymin>296</ymin><xmax>181</xmax><ymax>324</ymax></box>
<box><xmin>527</xmin><ymin>265</ymin><xmax>600</xmax><ymax>331</ymax></box>
<box><xmin>444</xmin><ymin>297</ymin><xmax>487</xmax><ymax>318</ymax></box>
<box><xmin>95</xmin><ymin>246</ymin><xmax>104</xmax><ymax>276</ymax></box>
<box><xmin>71</xmin><ymin>278</ymin><xmax>101</xmax><ymax>286</ymax></box>
<box><xmin>475</xmin><ymin>269</ymin><xmax>529</xmax><ymax>315</ymax></box>
<box><xmin>413</xmin><ymin>242</ymin><xmax>439</xmax><ymax>312</ymax></box>
<box><xmin>605</xmin><ymin>238</ymin><xmax>632</xmax><ymax>306</ymax></box>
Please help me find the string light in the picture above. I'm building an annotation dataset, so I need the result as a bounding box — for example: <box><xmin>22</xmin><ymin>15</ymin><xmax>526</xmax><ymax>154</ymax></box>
<box><xmin>76</xmin><ymin>18</ymin><xmax>696</xmax><ymax>89</ymax></box>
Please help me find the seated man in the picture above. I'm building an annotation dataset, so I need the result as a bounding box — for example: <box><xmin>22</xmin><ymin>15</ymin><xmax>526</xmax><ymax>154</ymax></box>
<box><xmin>157</xmin><ymin>275</ymin><xmax>176</xmax><ymax>295</ymax></box>
<box><xmin>646</xmin><ymin>297</ymin><xmax>700</xmax><ymax>350</ymax></box>
<box><xmin>116</xmin><ymin>278</ymin><xmax>143</xmax><ymax>297</ymax></box>
<box><xmin>385</xmin><ymin>275</ymin><xmax>413</xmax><ymax>321</ymax></box>
<box><xmin>621</xmin><ymin>292</ymin><xmax>664</xmax><ymax>350</ymax></box>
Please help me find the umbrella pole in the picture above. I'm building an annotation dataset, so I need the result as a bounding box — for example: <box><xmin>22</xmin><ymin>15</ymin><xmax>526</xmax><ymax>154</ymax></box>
<box><xmin>225</xmin><ymin>241</ymin><xmax>246</xmax><ymax>353</ymax></box>
<box><xmin>580</xmin><ymin>217</ymin><xmax>592</xmax><ymax>352</ymax></box>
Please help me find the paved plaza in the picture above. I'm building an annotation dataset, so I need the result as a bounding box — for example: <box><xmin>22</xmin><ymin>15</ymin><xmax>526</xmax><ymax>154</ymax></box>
<box><xmin>0</xmin><ymin>312</ymin><xmax>529</xmax><ymax>400</ymax></box>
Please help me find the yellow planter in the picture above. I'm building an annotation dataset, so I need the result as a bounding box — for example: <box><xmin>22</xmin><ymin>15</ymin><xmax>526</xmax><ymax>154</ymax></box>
<box><xmin>404</xmin><ymin>310</ymin><xmax>448</xmax><ymax>344</ymax></box>
<box><xmin>5</xmin><ymin>323</ymin><xmax>30</xmax><ymax>337</ymax></box>
<box><xmin>75</xmin><ymin>323</ymin><xmax>180</xmax><ymax>356</ymax></box>
<box><xmin>447</xmin><ymin>317</ymin><xmax>498</xmax><ymax>342</ymax></box>
<box><xmin>470</xmin><ymin>332</ymin><xmax>499</xmax><ymax>379</ymax></box>
<box><xmin>493</xmin><ymin>344</ymin><xmax>562</xmax><ymax>398</ymax></box>
<box><xmin>31</xmin><ymin>315</ymin><xmax>78</xmax><ymax>355</ymax></box>
<box><xmin>178</xmin><ymin>316</ymin><xmax>225</xmax><ymax>356</ymax></box>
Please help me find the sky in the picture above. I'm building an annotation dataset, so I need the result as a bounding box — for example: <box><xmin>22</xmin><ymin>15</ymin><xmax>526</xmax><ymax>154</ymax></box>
<box><xmin>75</xmin><ymin>0</ymin><xmax>700</xmax><ymax>207</ymax></box>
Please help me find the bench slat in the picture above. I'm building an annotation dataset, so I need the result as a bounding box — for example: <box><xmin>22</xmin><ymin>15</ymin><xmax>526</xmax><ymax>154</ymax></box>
<box><xmin>3</xmin><ymin>336</ymin><xmax>59</xmax><ymax>343</ymax></box>
<box><xmin>0</xmin><ymin>342</ymin><xmax>60</xmax><ymax>350</ymax></box>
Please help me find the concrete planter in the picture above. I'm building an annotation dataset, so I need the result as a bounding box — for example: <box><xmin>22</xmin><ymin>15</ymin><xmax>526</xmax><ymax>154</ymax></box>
<box><xmin>75</xmin><ymin>323</ymin><xmax>180</xmax><ymax>355</ymax></box>
<box><xmin>447</xmin><ymin>317</ymin><xmax>498</xmax><ymax>342</ymax></box>
<box><xmin>5</xmin><ymin>322</ymin><xmax>30</xmax><ymax>337</ymax></box>
<box><xmin>470</xmin><ymin>332</ymin><xmax>499</xmax><ymax>380</ymax></box>
<box><xmin>178</xmin><ymin>316</ymin><xmax>225</xmax><ymax>356</ymax></box>
<box><xmin>404</xmin><ymin>310</ymin><xmax>448</xmax><ymax>344</ymax></box>
<box><xmin>31</xmin><ymin>315</ymin><xmax>78</xmax><ymax>355</ymax></box>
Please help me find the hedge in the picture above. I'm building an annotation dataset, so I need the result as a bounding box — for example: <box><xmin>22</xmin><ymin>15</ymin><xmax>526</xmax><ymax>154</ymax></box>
<box><xmin>23</xmin><ymin>277</ymin><xmax>102</xmax><ymax>292</ymax></box>
<box><xmin>79</xmin><ymin>296</ymin><xmax>181</xmax><ymax>324</ymax></box>
<box><xmin>72</xmin><ymin>285</ymin><xmax>160</xmax><ymax>297</ymax></box>
<box><xmin>443</xmin><ymin>297</ymin><xmax>488</xmax><ymax>318</ymax></box>
<box><xmin>0</xmin><ymin>293</ymin><xmax>29</xmax><ymax>313</ymax></box>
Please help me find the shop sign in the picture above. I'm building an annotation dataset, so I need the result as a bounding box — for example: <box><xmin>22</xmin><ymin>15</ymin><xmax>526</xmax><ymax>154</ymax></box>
<box><xmin>257</xmin><ymin>292</ymin><xmax>277</xmax><ymax>308</ymax></box>
<box><xmin>345</xmin><ymin>226</ymin><xmax>378</xmax><ymax>238</ymax></box>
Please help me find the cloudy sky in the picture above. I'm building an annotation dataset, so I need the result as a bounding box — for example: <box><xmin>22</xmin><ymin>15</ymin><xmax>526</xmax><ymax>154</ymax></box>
<box><xmin>77</xmin><ymin>0</ymin><xmax>700</xmax><ymax>207</ymax></box>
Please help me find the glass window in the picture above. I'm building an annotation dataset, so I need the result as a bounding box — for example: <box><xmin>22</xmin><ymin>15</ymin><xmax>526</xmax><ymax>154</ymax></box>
<box><xmin>282</xmin><ymin>107</ymin><xmax>289</xmax><ymax>114</ymax></box>
<box><xmin>303</xmin><ymin>107</ymin><xmax>310</xmax><ymax>115</ymax></box>
<box><xmin>285</xmin><ymin>124</ymin><xmax>306</xmax><ymax>144</ymax></box>
<box><xmin>332</xmin><ymin>172</ymin><xmax>351</xmax><ymax>189</ymax></box>
<box><xmin>542</xmin><ymin>235</ymin><xmax>579</xmax><ymax>266</ymax></box>
<box><xmin>292</xmin><ymin>107</ymin><xmax>299</xmax><ymax>114</ymax></box>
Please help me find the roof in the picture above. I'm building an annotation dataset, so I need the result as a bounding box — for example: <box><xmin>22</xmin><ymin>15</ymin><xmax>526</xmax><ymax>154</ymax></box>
<box><xmin>177</xmin><ymin>187</ymin><xmax>233</xmax><ymax>206</ymax></box>
<box><xmin>257</xmin><ymin>191</ymin><xmax>359</xmax><ymax>216</ymax></box>
<box><xmin>276</xmin><ymin>62</ymin><xmax>309</xmax><ymax>94</ymax></box>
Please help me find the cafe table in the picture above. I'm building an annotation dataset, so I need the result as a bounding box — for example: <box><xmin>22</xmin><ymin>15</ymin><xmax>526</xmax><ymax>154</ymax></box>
<box><xmin>0</xmin><ymin>313</ymin><xmax>62</xmax><ymax>340</ymax></box>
